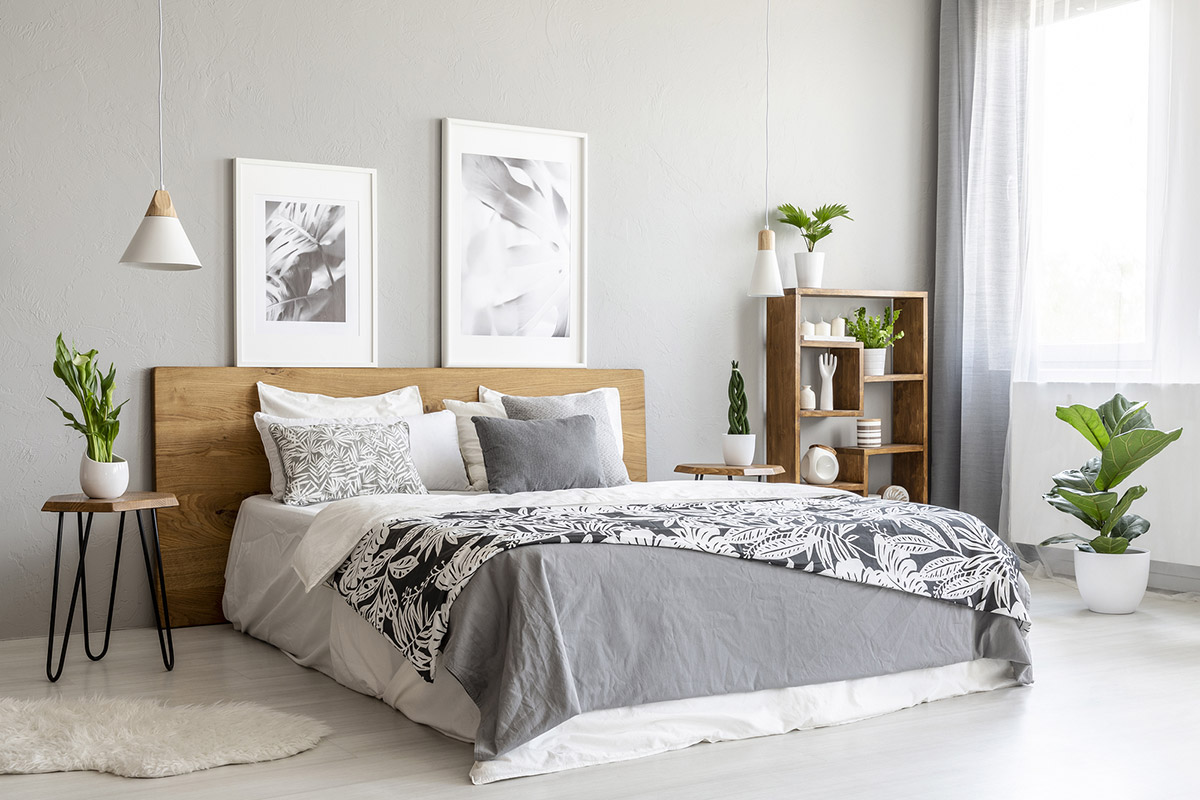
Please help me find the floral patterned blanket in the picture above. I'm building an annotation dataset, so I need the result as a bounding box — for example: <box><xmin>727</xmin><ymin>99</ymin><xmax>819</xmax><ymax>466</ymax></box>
<box><xmin>328</xmin><ymin>496</ymin><xmax>1029</xmax><ymax>681</ymax></box>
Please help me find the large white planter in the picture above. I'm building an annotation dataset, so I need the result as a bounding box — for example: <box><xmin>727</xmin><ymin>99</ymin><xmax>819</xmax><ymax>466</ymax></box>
<box><xmin>722</xmin><ymin>434</ymin><xmax>756</xmax><ymax>467</ymax></box>
<box><xmin>863</xmin><ymin>347</ymin><xmax>887</xmax><ymax>376</ymax></box>
<box><xmin>794</xmin><ymin>251</ymin><xmax>826</xmax><ymax>288</ymax></box>
<box><xmin>799</xmin><ymin>444</ymin><xmax>840</xmax><ymax>485</ymax></box>
<box><xmin>1074</xmin><ymin>548</ymin><xmax>1151</xmax><ymax>614</ymax></box>
<box><xmin>80</xmin><ymin>453</ymin><xmax>129</xmax><ymax>499</ymax></box>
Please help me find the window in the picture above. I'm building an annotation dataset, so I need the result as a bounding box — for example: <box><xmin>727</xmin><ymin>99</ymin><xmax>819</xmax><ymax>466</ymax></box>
<box><xmin>1026</xmin><ymin>0</ymin><xmax>1150</xmax><ymax>368</ymax></box>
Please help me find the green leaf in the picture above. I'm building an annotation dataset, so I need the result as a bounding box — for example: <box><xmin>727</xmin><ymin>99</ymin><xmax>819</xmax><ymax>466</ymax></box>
<box><xmin>1043</xmin><ymin>490</ymin><xmax>1103</xmax><ymax>531</ymax></box>
<box><xmin>1097</xmin><ymin>427</ymin><xmax>1183</xmax><ymax>490</ymax></box>
<box><xmin>1056</xmin><ymin>404</ymin><xmax>1109</xmax><ymax>450</ymax></box>
<box><xmin>1100</xmin><ymin>485</ymin><xmax>1147</xmax><ymax>536</ymax></box>
<box><xmin>1097</xmin><ymin>393</ymin><xmax>1153</xmax><ymax>437</ymax></box>
<box><xmin>1109</xmin><ymin>514</ymin><xmax>1150</xmax><ymax>542</ymax></box>
<box><xmin>1050</xmin><ymin>465</ymin><xmax>1098</xmax><ymax>493</ymax></box>
<box><xmin>1055</xmin><ymin>488</ymin><xmax>1118</xmax><ymax>523</ymax></box>
<box><xmin>1038</xmin><ymin>532</ymin><xmax>1093</xmax><ymax>547</ymax></box>
<box><xmin>1089</xmin><ymin>536</ymin><xmax>1130</xmax><ymax>554</ymax></box>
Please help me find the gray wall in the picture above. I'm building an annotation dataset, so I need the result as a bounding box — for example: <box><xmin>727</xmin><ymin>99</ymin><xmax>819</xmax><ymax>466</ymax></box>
<box><xmin>0</xmin><ymin>0</ymin><xmax>938</xmax><ymax>639</ymax></box>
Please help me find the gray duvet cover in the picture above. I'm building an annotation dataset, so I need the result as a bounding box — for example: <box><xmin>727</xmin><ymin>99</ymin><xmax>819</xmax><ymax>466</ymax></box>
<box><xmin>441</xmin><ymin>543</ymin><xmax>1033</xmax><ymax>762</ymax></box>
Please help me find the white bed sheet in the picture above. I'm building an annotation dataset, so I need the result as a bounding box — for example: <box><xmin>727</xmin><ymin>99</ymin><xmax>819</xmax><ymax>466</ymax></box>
<box><xmin>224</xmin><ymin>491</ymin><xmax>1020</xmax><ymax>784</ymax></box>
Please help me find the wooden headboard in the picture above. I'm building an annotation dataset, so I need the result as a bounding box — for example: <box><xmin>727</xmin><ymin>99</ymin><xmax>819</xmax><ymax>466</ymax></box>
<box><xmin>152</xmin><ymin>367</ymin><xmax>646</xmax><ymax>627</ymax></box>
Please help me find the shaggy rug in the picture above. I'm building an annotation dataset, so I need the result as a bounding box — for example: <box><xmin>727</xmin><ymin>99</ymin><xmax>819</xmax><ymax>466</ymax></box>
<box><xmin>0</xmin><ymin>696</ymin><xmax>331</xmax><ymax>778</ymax></box>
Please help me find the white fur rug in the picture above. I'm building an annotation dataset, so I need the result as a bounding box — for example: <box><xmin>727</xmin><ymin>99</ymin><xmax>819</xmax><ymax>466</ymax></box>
<box><xmin>0</xmin><ymin>696</ymin><xmax>331</xmax><ymax>778</ymax></box>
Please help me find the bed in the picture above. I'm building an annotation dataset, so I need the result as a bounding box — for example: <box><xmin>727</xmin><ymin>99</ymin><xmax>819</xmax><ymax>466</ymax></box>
<box><xmin>153</xmin><ymin>367</ymin><xmax>1032</xmax><ymax>784</ymax></box>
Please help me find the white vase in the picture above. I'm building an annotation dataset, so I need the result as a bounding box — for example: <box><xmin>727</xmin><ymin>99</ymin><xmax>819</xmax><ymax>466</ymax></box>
<box><xmin>794</xmin><ymin>251</ymin><xmax>826</xmax><ymax>288</ymax></box>
<box><xmin>799</xmin><ymin>385</ymin><xmax>816</xmax><ymax>411</ymax></box>
<box><xmin>863</xmin><ymin>347</ymin><xmax>887</xmax><ymax>376</ymax></box>
<box><xmin>722</xmin><ymin>434</ymin><xmax>756</xmax><ymax>467</ymax></box>
<box><xmin>799</xmin><ymin>444</ymin><xmax>840</xmax><ymax>485</ymax></box>
<box><xmin>80</xmin><ymin>453</ymin><xmax>129</xmax><ymax>499</ymax></box>
<box><xmin>1074</xmin><ymin>548</ymin><xmax>1151</xmax><ymax>614</ymax></box>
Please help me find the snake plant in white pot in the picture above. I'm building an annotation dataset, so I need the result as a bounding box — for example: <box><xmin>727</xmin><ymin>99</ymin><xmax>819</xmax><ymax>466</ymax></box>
<box><xmin>47</xmin><ymin>334</ymin><xmax>130</xmax><ymax>499</ymax></box>
<box><xmin>723</xmin><ymin>361</ymin><xmax>755</xmax><ymax>466</ymax></box>
<box><xmin>1039</xmin><ymin>393</ymin><xmax>1182</xmax><ymax>614</ymax></box>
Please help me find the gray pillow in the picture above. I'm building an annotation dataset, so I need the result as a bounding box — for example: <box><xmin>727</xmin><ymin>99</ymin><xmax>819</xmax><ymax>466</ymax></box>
<box><xmin>501</xmin><ymin>394</ymin><xmax>630</xmax><ymax>487</ymax></box>
<box><xmin>268</xmin><ymin>420</ymin><xmax>427</xmax><ymax>506</ymax></box>
<box><xmin>472</xmin><ymin>415</ymin><xmax>605</xmax><ymax>494</ymax></box>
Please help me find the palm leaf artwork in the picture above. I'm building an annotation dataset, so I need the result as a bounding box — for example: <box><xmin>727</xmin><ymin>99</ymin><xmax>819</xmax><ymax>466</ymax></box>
<box><xmin>264</xmin><ymin>201</ymin><xmax>348</xmax><ymax>323</ymax></box>
<box><xmin>461</xmin><ymin>154</ymin><xmax>572</xmax><ymax>338</ymax></box>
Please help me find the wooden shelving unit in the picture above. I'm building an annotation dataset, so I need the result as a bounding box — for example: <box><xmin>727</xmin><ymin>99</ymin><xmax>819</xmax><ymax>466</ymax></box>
<box><xmin>766</xmin><ymin>288</ymin><xmax>929</xmax><ymax>502</ymax></box>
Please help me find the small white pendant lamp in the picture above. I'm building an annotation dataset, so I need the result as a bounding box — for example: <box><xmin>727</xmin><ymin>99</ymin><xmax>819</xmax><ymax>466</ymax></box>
<box><xmin>748</xmin><ymin>0</ymin><xmax>783</xmax><ymax>298</ymax></box>
<box><xmin>120</xmin><ymin>0</ymin><xmax>201</xmax><ymax>271</ymax></box>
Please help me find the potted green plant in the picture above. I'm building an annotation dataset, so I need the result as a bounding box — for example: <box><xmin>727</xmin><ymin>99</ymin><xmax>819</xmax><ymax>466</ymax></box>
<box><xmin>845</xmin><ymin>306</ymin><xmax>904</xmax><ymax>376</ymax></box>
<box><xmin>723</xmin><ymin>360</ymin><xmax>755</xmax><ymax>466</ymax></box>
<box><xmin>776</xmin><ymin>203</ymin><xmax>852</xmax><ymax>288</ymax></box>
<box><xmin>1039</xmin><ymin>393</ymin><xmax>1182</xmax><ymax>614</ymax></box>
<box><xmin>47</xmin><ymin>334</ymin><xmax>129</xmax><ymax>499</ymax></box>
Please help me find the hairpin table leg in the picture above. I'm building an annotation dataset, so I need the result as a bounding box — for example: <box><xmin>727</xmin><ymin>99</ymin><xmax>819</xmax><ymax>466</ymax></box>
<box><xmin>46</xmin><ymin>512</ymin><xmax>90</xmax><ymax>682</ymax></box>
<box><xmin>83</xmin><ymin>511</ymin><xmax>125</xmax><ymax>661</ymax></box>
<box><xmin>136</xmin><ymin>509</ymin><xmax>175</xmax><ymax>671</ymax></box>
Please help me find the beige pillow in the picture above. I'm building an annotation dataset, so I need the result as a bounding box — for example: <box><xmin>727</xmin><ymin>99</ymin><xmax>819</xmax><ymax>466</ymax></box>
<box><xmin>442</xmin><ymin>397</ymin><xmax>506</xmax><ymax>491</ymax></box>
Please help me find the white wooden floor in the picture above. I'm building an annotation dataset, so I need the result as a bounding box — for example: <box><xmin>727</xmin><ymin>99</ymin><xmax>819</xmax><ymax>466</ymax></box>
<box><xmin>1</xmin><ymin>577</ymin><xmax>1197</xmax><ymax>800</ymax></box>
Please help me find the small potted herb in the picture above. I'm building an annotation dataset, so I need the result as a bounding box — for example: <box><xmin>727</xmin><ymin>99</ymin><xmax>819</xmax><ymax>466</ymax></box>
<box><xmin>845</xmin><ymin>307</ymin><xmax>904</xmax><ymax>376</ymax></box>
<box><xmin>776</xmin><ymin>203</ymin><xmax>852</xmax><ymax>288</ymax></box>
<box><xmin>47</xmin><ymin>334</ymin><xmax>129</xmax><ymax>499</ymax></box>
<box><xmin>723</xmin><ymin>360</ymin><xmax>755</xmax><ymax>466</ymax></box>
<box><xmin>1039</xmin><ymin>393</ymin><xmax>1182</xmax><ymax>614</ymax></box>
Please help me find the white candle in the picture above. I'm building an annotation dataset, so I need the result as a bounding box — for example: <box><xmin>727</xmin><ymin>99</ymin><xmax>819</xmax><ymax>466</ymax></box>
<box><xmin>800</xmin><ymin>318</ymin><xmax>815</xmax><ymax>336</ymax></box>
<box><xmin>831</xmin><ymin>316</ymin><xmax>846</xmax><ymax>337</ymax></box>
<box><xmin>814</xmin><ymin>318</ymin><xmax>832</xmax><ymax>337</ymax></box>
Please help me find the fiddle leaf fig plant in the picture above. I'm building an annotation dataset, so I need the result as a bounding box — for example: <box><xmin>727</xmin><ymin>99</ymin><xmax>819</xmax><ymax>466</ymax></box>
<box><xmin>1039</xmin><ymin>393</ymin><xmax>1182</xmax><ymax>554</ymax></box>
<box><xmin>845</xmin><ymin>306</ymin><xmax>904</xmax><ymax>349</ymax></box>
<box><xmin>727</xmin><ymin>360</ymin><xmax>750</xmax><ymax>435</ymax></box>
<box><xmin>776</xmin><ymin>203</ymin><xmax>853</xmax><ymax>253</ymax></box>
<box><xmin>47</xmin><ymin>333</ymin><xmax>127</xmax><ymax>463</ymax></box>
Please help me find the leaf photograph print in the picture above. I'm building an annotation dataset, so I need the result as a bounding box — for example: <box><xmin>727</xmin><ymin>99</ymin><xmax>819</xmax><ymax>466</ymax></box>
<box><xmin>264</xmin><ymin>200</ymin><xmax>349</xmax><ymax>323</ymax></box>
<box><xmin>460</xmin><ymin>154</ymin><xmax>571</xmax><ymax>338</ymax></box>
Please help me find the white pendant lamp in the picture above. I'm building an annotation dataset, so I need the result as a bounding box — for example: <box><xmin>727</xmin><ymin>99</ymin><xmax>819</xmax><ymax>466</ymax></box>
<box><xmin>748</xmin><ymin>0</ymin><xmax>783</xmax><ymax>298</ymax></box>
<box><xmin>120</xmin><ymin>0</ymin><xmax>201</xmax><ymax>270</ymax></box>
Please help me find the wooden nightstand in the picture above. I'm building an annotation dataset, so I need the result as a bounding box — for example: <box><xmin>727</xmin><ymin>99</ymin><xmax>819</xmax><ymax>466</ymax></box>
<box><xmin>674</xmin><ymin>463</ymin><xmax>785</xmax><ymax>482</ymax></box>
<box><xmin>41</xmin><ymin>491</ymin><xmax>178</xmax><ymax>682</ymax></box>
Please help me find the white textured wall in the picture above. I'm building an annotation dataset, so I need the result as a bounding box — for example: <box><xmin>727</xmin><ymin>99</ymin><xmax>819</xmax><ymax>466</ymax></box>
<box><xmin>0</xmin><ymin>0</ymin><xmax>938</xmax><ymax>639</ymax></box>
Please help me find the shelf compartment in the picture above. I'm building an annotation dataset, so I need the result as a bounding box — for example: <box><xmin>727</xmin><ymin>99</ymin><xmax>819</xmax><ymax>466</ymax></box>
<box><xmin>864</xmin><ymin>373</ymin><xmax>924</xmax><ymax>383</ymax></box>
<box><xmin>836</xmin><ymin>443</ymin><xmax>924</xmax><ymax>456</ymax></box>
<box><xmin>798</xmin><ymin>480</ymin><xmax>866</xmax><ymax>494</ymax></box>
<box><xmin>798</xmin><ymin>340</ymin><xmax>864</xmax><ymax>350</ymax></box>
<box><xmin>799</xmin><ymin>409</ymin><xmax>862</xmax><ymax>418</ymax></box>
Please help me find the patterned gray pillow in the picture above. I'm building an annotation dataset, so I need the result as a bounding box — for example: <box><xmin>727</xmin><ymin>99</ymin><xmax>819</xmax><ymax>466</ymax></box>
<box><xmin>268</xmin><ymin>420</ymin><xmax>427</xmax><ymax>506</ymax></box>
<box><xmin>501</xmin><ymin>394</ymin><xmax>630</xmax><ymax>486</ymax></box>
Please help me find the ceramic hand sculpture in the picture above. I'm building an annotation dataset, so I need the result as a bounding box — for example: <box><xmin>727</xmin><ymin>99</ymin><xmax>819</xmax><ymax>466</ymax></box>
<box><xmin>818</xmin><ymin>353</ymin><xmax>837</xmax><ymax>411</ymax></box>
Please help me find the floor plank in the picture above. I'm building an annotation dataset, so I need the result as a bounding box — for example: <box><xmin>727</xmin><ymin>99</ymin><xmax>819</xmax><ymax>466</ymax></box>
<box><xmin>1</xmin><ymin>577</ymin><xmax>1197</xmax><ymax>799</ymax></box>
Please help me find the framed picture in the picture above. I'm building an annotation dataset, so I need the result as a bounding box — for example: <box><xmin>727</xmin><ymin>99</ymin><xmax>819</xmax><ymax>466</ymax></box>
<box><xmin>235</xmin><ymin>158</ymin><xmax>377</xmax><ymax>367</ymax></box>
<box><xmin>441</xmin><ymin>119</ymin><xmax>587</xmax><ymax>367</ymax></box>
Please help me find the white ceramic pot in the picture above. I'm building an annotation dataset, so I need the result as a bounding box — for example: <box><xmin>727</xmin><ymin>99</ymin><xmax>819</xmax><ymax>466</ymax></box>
<box><xmin>722</xmin><ymin>434</ymin><xmax>756</xmax><ymax>467</ymax></box>
<box><xmin>794</xmin><ymin>251</ymin><xmax>826</xmax><ymax>288</ymax></box>
<box><xmin>863</xmin><ymin>347</ymin><xmax>887</xmax><ymax>376</ymax></box>
<box><xmin>799</xmin><ymin>444</ymin><xmax>840</xmax><ymax>485</ymax></box>
<box><xmin>80</xmin><ymin>453</ymin><xmax>129</xmax><ymax>499</ymax></box>
<box><xmin>798</xmin><ymin>385</ymin><xmax>816</xmax><ymax>411</ymax></box>
<box><xmin>1074</xmin><ymin>547</ymin><xmax>1151</xmax><ymax>614</ymax></box>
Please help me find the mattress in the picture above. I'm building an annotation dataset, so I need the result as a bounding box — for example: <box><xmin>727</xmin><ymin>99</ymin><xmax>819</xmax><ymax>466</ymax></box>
<box><xmin>225</xmin><ymin>489</ymin><xmax>1028</xmax><ymax>783</ymax></box>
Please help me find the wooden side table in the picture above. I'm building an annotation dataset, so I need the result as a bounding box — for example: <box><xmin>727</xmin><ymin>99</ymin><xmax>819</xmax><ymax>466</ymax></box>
<box><xmin>40</xmin><ymin>491</ymin><xmax>179</xmax><ymax>682</ymax></box>
<box><xmin>674</xmin><ymin>463</ymin><xmax>785</xmax><ymax>482</ymax></box>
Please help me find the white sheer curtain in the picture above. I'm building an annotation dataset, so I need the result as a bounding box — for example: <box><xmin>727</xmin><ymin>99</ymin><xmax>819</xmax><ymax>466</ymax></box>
<box><xmin>1014</xmin><ymin>0</ymin><xmax>1200</xmax><ymax>384</ymax></box>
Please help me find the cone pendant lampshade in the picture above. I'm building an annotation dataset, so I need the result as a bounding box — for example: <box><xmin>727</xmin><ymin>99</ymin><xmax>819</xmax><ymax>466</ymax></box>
<box><xmin>748</xmin><ymin>227</ymin><xmax>783</xmax><ymax>297</ymax></box>
<box><xmin>120</xmin><ymin>190</ymin><xmax>201</xmax><ymax>270</ymax></box>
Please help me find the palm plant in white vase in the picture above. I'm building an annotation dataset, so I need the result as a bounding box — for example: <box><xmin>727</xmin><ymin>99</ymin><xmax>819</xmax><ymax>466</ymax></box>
<box><xmin>777</xmin><ymin>203</ymin><xmax>852</xmax><ymax>288</ymax></box>
<box><xmin>47</xmin><ymin>334</ymin><xmax>130</xmax><ymax>499</ymax></box>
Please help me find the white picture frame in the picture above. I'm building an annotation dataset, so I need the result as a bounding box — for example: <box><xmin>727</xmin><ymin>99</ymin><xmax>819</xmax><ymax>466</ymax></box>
<box><xmin>441</xmin><ymin>118</ymin><xmax>587</xmax><ymax>368</ymax></box>
<box><xmin>235</xmin><ymin>158</ymin><xmax>378</xmax><ymax>367</ymax></box>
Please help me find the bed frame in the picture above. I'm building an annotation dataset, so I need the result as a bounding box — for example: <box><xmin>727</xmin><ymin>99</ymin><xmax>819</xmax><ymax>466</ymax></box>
<box><xmin>152</xmin><ymin>367</ymin><xmax>647</xmax><ymax>627</ymax></box>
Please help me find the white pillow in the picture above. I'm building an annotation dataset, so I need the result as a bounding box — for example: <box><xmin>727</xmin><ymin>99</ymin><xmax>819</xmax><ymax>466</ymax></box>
<box><xmin>442</xmin><ymin>398</ymin><xmax>506</xmax><ymax>491</ymax></box>
<box><xmin>479</xmin><ymin>386</ymin><xmax>624</xmax><ymax>458</ymax></box>
<box><xmin>257</xmin><ymin>382</ymin><xmax>423</xmax><ymax>419</ymax></box>
<box><xmin>255</xmin><ymin>410</ymin><xmax>468</xmax><ymax>497</ymax></box>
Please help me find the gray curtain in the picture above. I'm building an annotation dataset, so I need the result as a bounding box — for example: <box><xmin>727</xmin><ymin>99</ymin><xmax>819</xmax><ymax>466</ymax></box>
<box><xmin>932</xmin><ymin>0</ymin><xmax>1030</xmax><ymax>533</ymax></box>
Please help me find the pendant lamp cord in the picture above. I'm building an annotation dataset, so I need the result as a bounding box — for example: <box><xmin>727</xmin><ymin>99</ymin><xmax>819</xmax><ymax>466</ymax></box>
<box><xmin>763</xmin><ymin>0</ymin><xmax>771</xmax><ymax>229</ymax></box>
<box><xmin>158</xmin><ymin>0</ymin><xmax>165</xmax><ymax>191</ymax></box>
